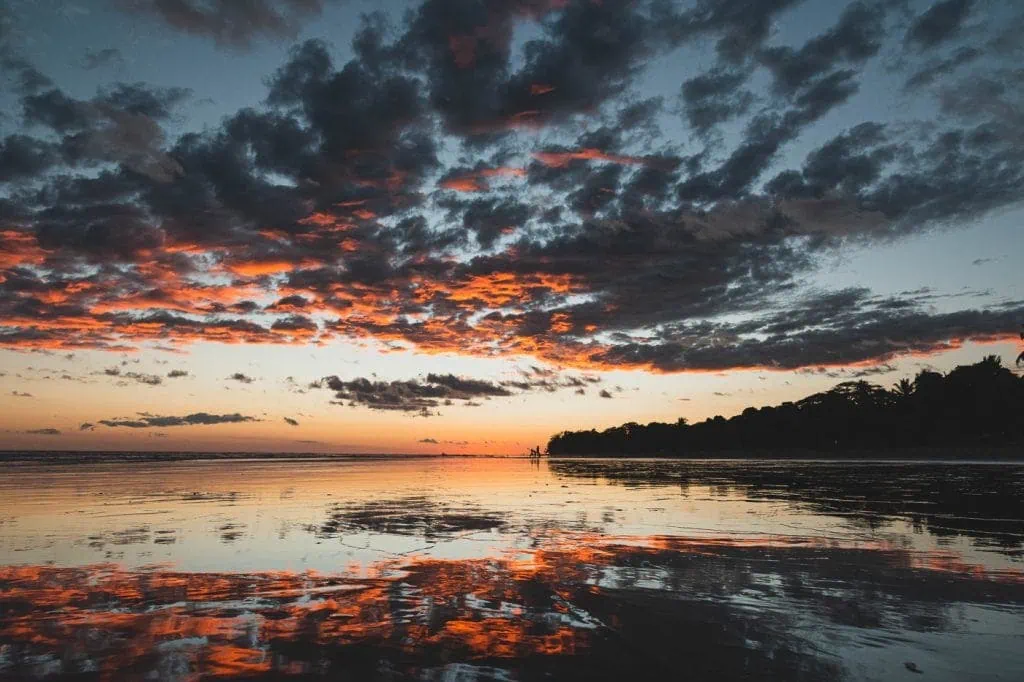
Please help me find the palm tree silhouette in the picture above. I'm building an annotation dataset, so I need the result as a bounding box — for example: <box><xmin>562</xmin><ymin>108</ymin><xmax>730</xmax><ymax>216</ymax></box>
<box><xmin>893</xmin><ymin>378</ymin><xmax>914</xmax><ymax>398</ymax></box>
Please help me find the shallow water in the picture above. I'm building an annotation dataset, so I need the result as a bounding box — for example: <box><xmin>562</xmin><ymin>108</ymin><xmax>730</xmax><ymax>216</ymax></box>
<box><xmin>1</xmin><ymin>457</ymin><xmax>1022</xmax><ymax>680</ymax></box>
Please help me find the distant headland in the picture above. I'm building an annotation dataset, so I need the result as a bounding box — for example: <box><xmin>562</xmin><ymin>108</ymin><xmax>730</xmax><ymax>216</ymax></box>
<box><xmin>546</xmin><ymin>356</ymin><xmax>1024</xmax><ymax>458</ymax></box>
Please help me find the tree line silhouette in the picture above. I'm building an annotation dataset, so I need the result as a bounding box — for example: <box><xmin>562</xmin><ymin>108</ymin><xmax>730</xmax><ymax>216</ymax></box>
<box><xmin>547</xmin><ymin>356</ymin><xmax>1024</xmax><ymax>457</ymax></box>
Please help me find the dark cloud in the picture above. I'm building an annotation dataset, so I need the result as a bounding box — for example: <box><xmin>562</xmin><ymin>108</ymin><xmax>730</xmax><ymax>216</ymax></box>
<box><xmin>25</xmin><ymin>428</ymin><xmax>61</xmax><ymax>435</ymax></box>
<box><xmin>905</xmin><ymin>0</ymin><xmax>973</xmax><ymax>49</ymax></box>
<box><xmin>766</xmin><ymin>121</ymin><xmax>897</xmax><ymax>201</ymax></box>
<box><xmin>587</xmin><ymin>293</ymin><xmax>1024</xmax><ymax>372</ymax></box>
<box><xmin>167</xmin><ymin>369</ymin><xmax>189</xmax><ymax>378</ymax></box>
<box><xmin>402</xmin><ymin>0</ymin><xmax>688</xmax><ymax>137</ymax></box>
<box><xmin>0</xmin><ymin>134</ymin><xmax>58</xmax><ymax>182</ymax></box>
<box><xmin>283</xmin><ymin>416</ymin><xmax>299</xmax><ymax>426</ymax></box>
<box><xmin>11</xmin><ymin>390</ymin><xmax>33</xmax><ymax>397</ymax></box>
<box><xmin>425</xmin><ymin>373</ymin><xmax>511</xmax><ymax>396</ymax></box>
<box><xmin>81</xmin><ymin>48</ymin><xmax>124</xmax><ymax>71</ymax></box>
<box><xmin>0</xmin><ymin>42</ymin><xmax>53</xmax><ymax>96</ymax></box>
<box><xmin>669</xmin><ymin>0</ymin><xmax>805</xmax><ymax>65</ymax></box>
<box><xmin>20</xmin><ymin>83</ymin><xmax>189</xmax><ymax>182</ymax></box>
<box><xmin>98</xmin><ymin>412</ymin><xmax>260</xmax><ymax>428</ymax></box>
<box><xmin>21</xmin><ymin>89</ymin><xmax>87</xmax><ymax>132</ymax></box>
<box><xmin>679</xmin><ymin>69</ymin><xmax>861</xmax><ymax>202</ymax></box>
<box><xmin>458</xmin><ymin>197</ymin><xmax>532</xmax><ymax>248</ymax></box>
<box><xmin>98</xmin><ymin>83</ymin><xmax>191</xmax><ymax>120</ymax></box>
<box><xmin>418</xmin><ymin>437</ymin><xmax>469</xmax><ymax>446</ymax></box>
<box><xmin>311</xmin><ymin>373</ymin><xmax>510</xmax><ymax>414</ymax></box>
<box><xmin>500</xmin><ymin>366</ymin><xmax>601</xmax><ymax>393</ymax></box>
<box><xmin>617</xmin><ymin>96</ymin><xmax>663</xmax><ymax>132</ymax></box>
<box><xmin>101</xmin><ymin>367</ymin><xmax>164</xmax><ymax>385</ymax></box>
<box><xmin>903</xmin><ymin>46</ymin><xmax>980</xmax><ymax>91</ymax></box>
<box><xmin>117</xmin><ymin>0</ymin><xmax>339</xmax><ymax>49</ymax></box>
<box><xmin>680</xmin><ymin>69</ymin><xmax>754</xmax><ymax>137</ymax></box>
<box><xmin>864</xmin><ymin>105</ymin><xmax>1024</xmax><ymax>227</ymax></box>
<box><xmin>496</xmin><ymin>0</ymin><xmax>678</xmax><ymax>129</ymax></box>
<box><xmin>268</xmin><ymin>295</ymin><xmax>310</xmax><ymax>311</ymax></box>
<box><xmin>798</xmin><ymin>363</ymin><xmax>897</xmax><ymax>379</ymax></box>
<box><xmin>264</xmin><ymin>38</ymin><xmax>431</xmax><ymax>181</ymax></box>
<box><xmin>270</xmin><ymin>314</ymin><xmax>319</xmax><ymax>335</ymax></box>
<box><xmin>398</xmin><ymin>0</ymin><xmax>524</xmax><ymax>137</ymax></box>
<box><xmin>759</xmin><ymin>1</ymin><xmax>888</xmax><ymax>95</ymax></box>
<box><xmin>598</xmin><ymin>389</ymin><xmax>613</xmax><ymax>399</ymax></box>
<box><xmin>228</xmin><ymin>372</ymin><xmax>255</xmax><ymax>383</ymax></box>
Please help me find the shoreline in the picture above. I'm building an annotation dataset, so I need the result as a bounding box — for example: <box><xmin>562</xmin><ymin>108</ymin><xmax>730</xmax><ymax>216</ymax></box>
<box><xmin>547</xmin><ymin>446</ymin><xmax>1024</xmax><ymax>461</ymax></box>
<box><xmin>0</xmin><ymin>451</ymin><xmax>515</xmax><ymax>465</ymax></box>
<box><xmin>1</xmin><ymin>445</ymin><xmax>1022</xmax><ymax>465</ymax></box>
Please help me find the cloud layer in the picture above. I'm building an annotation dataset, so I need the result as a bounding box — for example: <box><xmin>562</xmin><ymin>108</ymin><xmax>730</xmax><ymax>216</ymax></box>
<box><xmin>1</xmin><ymin>0</ymin><xmax>1021</xmax><ymax>376</ymax></box>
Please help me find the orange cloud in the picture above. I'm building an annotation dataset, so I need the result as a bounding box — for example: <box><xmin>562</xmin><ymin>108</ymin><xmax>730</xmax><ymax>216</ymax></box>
<box><xmin>550</xmin><ymin>312</ymin><xmax>573</xmax><ymax>334</ymax></box>
<box><xmin>225</xmin><ymin>261</ymin><xmax>296</xmax><ymax>276</ymax></box>
<box><xmin>481</xmin><ymin>167</ymin><xmax>527</xmax><ymax>178</ymax></box>
<box><xmin>0</xmin><ymin>230</ymin><xmax>48</xmax><ymax>268</ymax></box>
<box><xmin>440</xmin><ymin>167</ymin><xmax>527</xmax><ymax>192</ymax></box>
<box><xmin>532</xmin><ymin>148</ymin><xmax>647</xmax><ymax>168</ymax></box>
<box><xmin>445</xmin><ymin>272</ymin><xmax>581</xmax><ymax>307</ymax></box>
<box><xmin>440</xmin><ymin>176</ymin><xmax>487</xmax><ymax>192</ymax></box>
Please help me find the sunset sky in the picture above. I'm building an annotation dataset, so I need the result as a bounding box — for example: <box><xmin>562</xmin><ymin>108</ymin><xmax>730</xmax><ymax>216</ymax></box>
<box><xmin>0</xmin><ymin>0</ymin><xmax>1021</xmax><ymax>454</ymax></box>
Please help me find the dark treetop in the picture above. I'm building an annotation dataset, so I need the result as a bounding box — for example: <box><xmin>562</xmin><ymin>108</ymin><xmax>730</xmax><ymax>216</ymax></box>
<box><xmin>546</xmin><ymin>356</ymin><xmax>1024</xmax><ymax>456</ymax></box>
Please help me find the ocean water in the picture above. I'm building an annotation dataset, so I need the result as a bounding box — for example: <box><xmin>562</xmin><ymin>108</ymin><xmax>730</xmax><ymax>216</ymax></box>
<box><xmin>0</xmin><ymin>456</ymin><xmax>1022</xmax><ymax>680</ymax></box>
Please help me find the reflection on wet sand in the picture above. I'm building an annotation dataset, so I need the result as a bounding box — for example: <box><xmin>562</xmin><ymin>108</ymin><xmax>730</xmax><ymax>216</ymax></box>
<box><xmin>2</xmin><ymin>458</ymin><xmax>1023</xmax><ymax>680</ymax></box>
<box><xmin>2</xmin><ymin>531</ymin><xmax>1023</xmax><ymax>681</ymax></box>
<box><xmin>307</xmin><ymin>496</ymin><xmax>509</xmax><ymax>540</ymax></box>
<box><xmin>549</xmin><ymin>460</ymin><xmax>1024</xmax><ymax>553</ymax></box>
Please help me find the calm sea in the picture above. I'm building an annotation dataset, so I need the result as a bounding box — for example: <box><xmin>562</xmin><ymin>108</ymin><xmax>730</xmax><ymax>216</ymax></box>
<box><xmin>1</xmin><ymin>456</ymin><xmax>1022</xmax><ymax>680</ymax></box>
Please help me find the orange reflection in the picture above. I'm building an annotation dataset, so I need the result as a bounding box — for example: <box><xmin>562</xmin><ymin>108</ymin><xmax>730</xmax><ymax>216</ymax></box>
<box><xmin>3</xmin><ymin>529</ymin><xmax>1023</xmax><ymax>680</ymax></box>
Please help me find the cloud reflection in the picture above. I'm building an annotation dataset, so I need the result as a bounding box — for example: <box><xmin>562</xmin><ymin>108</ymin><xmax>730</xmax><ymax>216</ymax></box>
<box><xmin>2</xmin><ymin>530</ymin><xmax>1023</xmax><ymax>680</ymax></box>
